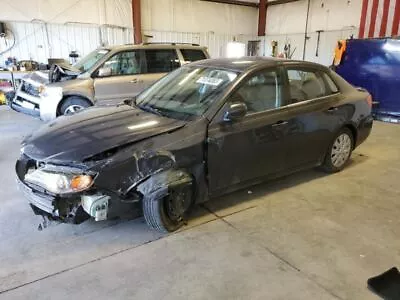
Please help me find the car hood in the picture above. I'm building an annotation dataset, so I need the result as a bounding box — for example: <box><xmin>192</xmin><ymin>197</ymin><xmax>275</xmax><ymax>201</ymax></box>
<box><xmin>22</xmin><ymin>105</ymin><xmax>187</xmax><ymax>162</ymax></box>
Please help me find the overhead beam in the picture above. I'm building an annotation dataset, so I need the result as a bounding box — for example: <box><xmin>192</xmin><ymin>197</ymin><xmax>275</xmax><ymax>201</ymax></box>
<box><xmin>201</xmin><ymin>0</ymin><xmax>300</xmax><ymax>7</ymax></box>
<box><xmin>200</xmin><ymin>0</ymin><xmax>258</xmax><ymax>7</ymax></box>
<box><xmin>258</xmin><ymin>0</ymin><xmax>267</xmax><ymax>36</ymax></box>
<box><xmin>132</xmin><ymin>0</ymin><xmax>142</xmax><ymax>44</ymax></box>
<box><xmin>267</xmin><ymin>0</ymin><xmax>300</xmax><ymax>5</ymax></box>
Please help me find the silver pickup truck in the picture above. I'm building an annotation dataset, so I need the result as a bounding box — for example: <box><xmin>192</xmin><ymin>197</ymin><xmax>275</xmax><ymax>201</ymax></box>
<box><xmin>11</xmin><ymin>43</ymin><xmax>209</xmax><ymax>121</ymax></box>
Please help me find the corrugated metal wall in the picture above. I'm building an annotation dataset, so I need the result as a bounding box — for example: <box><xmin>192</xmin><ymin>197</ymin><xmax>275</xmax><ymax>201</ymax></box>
<box><xmin>144</xmin><ymin>30</ymin><xmax>264</xmax><ymax>58</ymax></box>
<box><xmin>0</xmin><ymin>21</ymin><xmax>133</xmax><ymax>64</ymax></box>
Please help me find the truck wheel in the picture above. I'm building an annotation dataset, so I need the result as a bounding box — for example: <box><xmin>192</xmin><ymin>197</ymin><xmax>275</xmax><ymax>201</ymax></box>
<box><xmin>60</xmin><ymin>97</ymin><xmax>91</xmax><ymax>116</ymax></box>
<box><xmin>322</xmin><ymin>128</ymin><xmax>354</xmax><ymax>173</ymax></box>
<box><xmin>143</xmin><ymin>184</ymin><xmax>193</xmax><ymax>233</ymax></box>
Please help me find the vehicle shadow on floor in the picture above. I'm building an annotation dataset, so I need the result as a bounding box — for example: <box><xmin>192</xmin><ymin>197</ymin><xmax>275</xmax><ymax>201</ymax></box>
<box><xmin>190</xmin><ymin>153</ymin><xmax>369</xmax><ymax>220</ymax></box>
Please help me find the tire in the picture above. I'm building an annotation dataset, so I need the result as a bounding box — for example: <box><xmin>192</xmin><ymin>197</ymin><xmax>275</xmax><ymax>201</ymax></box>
<box><xmin>60</xmin><ymin>96</ymin><xmax>91</xmax><ymax>116</ymax></box>
<box><xmin>143</xmin><ymin>184</ymin><xmax>193</xmax><ymax>233</ymax></box>
<box><xmin>322</xmin><ymin>127</ymin><xmax>354</xmax><ymax>173</ymax></box>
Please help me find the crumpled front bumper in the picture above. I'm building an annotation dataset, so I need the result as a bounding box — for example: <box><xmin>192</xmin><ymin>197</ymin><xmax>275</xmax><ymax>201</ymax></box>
<box><xmin>17</xmin><ymin>177</ymin><xmax>56</xmax><ymax>216</ymax></box>
<box><xmin>15</xmin><ymin>156</ymin><xmax>89</xmax><ymax>223</ymax></box>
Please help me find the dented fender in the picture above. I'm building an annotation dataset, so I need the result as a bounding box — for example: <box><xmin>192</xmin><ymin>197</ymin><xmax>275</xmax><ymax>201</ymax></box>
<box><xmin>136</xmin><ymin>169</ymin><xmax>193</xmax><ymax>202</ymax></box>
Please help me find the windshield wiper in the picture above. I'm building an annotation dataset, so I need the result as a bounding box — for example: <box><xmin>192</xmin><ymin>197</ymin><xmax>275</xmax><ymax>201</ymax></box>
<box><xmin>137</xmin><ymin>104</ymin><xmax>164</xmax><ymax>117</ymax></box>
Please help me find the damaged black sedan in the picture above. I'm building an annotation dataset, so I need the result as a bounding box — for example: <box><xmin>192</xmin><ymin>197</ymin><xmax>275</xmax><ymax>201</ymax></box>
<box><xmin>16</xmin><ymin>57</ymin><xmax>373</xmax><ymax>232</ymax></box>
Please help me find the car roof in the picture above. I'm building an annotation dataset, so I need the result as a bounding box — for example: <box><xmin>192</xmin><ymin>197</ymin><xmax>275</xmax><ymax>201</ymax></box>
<box><xmin>189</xmin><ymin>57</ymin><xmax>328</xmax><ymax>72</ymax></box>
<box><xmin>104</xmin><ymin>43</ymin><xmax>208</xmax><ymax>52</ymax></box>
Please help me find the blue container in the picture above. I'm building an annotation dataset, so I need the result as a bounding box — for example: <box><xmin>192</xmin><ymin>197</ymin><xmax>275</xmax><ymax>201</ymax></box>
<box><xmin>335</xmin><ymin>38</ymin><xmax>400</xmax><ymax>121</ymax></box>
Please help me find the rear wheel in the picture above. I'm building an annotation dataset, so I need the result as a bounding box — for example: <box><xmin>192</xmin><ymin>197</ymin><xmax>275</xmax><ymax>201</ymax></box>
<box><xmin>143</xmin><ymin>184</ymin><xmax>193</xmax><ymax>233</ymax></box>
<box><xmin>60</xmin><ymin>96</ymin><xmax>91</xmax><ymax>116</ymax></box>
<box><xmin>322</xmin><ymin>128</ymin><xmax>354</xmax><ymax>173</ymax></box>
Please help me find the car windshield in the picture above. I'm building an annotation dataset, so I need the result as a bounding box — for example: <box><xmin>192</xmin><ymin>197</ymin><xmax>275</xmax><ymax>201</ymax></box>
<box><xmin>135</xmin><ymin>66</ymin><xmax>239</xmax><ymax>120</ymax></box>
<box><xmin>73</xmin><ymin>49</ymin><xmax>110</xmax><ymax>73</ymax></box>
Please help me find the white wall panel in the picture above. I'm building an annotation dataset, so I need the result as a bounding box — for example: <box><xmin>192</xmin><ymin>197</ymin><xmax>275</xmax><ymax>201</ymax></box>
<box><xmin>0</xmin><ymin>21</ymin><xmax>132</xmax><ymax>63</ymax></box>
<box><xmin>141</xmin><ymin>0</ymin><xmax>258</xmax><ymax>35</ymax></box>
<box><xmin>0</xmin><ymin>0</ymin><xmax>132</xmax><ymax>28</ymax></box>
<box><xmin>264</xmin><ymin>0</ymin><xmax>362</xmax><ymax>65</ymax></box>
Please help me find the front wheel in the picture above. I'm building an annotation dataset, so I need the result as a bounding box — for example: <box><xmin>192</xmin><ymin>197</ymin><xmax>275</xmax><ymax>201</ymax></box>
<box><xmin>322</xmin><ymin>128</ymin><xmax>354</xmax><ymax>173</ymax></box>
<box><xmin>60</xmin><ymin>96</ymin><xmax>91</xmax><ymax>116</ymax></box>
<box><xmin>143</xmin><ymin>184</ymin><xmax>193</xmax><ymax>233</ymax></box>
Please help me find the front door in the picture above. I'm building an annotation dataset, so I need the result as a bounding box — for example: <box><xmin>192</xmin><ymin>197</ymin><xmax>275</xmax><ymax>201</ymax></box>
<box><xmin>93</xmin><ymin>50</ymin><xmax>145</xmax><ymax>106</ymax></box>
<box><xmin>207</xmin><ymin>68</ymin><xmax>290</xmax><ymax>194</ymax></box>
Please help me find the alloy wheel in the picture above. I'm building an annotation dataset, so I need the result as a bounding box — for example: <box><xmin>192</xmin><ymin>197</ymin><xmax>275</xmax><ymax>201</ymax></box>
<box><xmin>331</xmin><ymin>133</ymin><xmax>352</xmax><ymax>168</ymax></box>
<box><xmin>64</xmin><ymin>105</ymin><xmax>84</xmax><ymax>115</ymax></box>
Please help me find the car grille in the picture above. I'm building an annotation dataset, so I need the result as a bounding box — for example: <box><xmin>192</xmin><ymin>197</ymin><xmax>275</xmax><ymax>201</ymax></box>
<box><xmin>21</xmin><ymin>81</ymin><xmax>40</xmax><ymax>97</ymax></box>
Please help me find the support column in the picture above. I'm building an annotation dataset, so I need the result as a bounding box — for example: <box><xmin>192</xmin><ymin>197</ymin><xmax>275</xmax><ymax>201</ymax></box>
<box><xmin>258</xmin><ymin>0</ymin><xmax>267</xmax><ymax>36</ymax></box>
<box><xmin>132</xmin><ymin>0</ymin><xmax>142</xmax><ymax>44</ymax></box>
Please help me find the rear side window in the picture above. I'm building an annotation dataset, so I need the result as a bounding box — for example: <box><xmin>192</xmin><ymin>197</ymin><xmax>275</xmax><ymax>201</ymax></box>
<box><xmin>287</xmin><ymin>69</ymin><xmax>327</xmax><ymax>103</ymax></box>
<box><xmin>144</xmin><ymin>50</ymin><xmax>180</xmax><ymax>73</ymax></box>
<box><xmin>322</xmin><ymin>72</ymin><xmax>339</xmax><ymax>94</ymax></box>
<box><xmin>180</xmin><ymin>49</ymin><xmax>207</xmax><ymax>62</ymax></box>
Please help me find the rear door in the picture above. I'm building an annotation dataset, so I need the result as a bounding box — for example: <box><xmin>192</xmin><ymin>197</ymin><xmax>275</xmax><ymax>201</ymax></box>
<box><xmin>281</xmin><ymin>65</ymin><xmax>344</xmax><ymax>170</ymax></box>
<box><xmin>140</xmin><ymin>49</ymin><xmax>181</xmax><ymax>90</ymax></box>
<box><xmin>93</xmin><ymin>50</ymin><xmax>145</xmax><ymax>105</ymax></box>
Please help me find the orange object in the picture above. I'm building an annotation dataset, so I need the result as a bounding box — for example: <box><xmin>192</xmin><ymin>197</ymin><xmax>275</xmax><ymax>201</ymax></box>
<box><xmin>70</xmin><ymin>175</ymin><xmax>93</xmax><ymax>191</ymax></box>
<box><xmin>333</xmin><ymin>40</ymin><xmax>347</xmax><ymax>66</ymax></box>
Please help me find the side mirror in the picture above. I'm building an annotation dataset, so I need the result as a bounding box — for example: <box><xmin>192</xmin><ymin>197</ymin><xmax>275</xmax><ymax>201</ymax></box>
<box><xmin>223</xmin><ymin>102</ymin><xmax>247</xmax><ymax>122</ymax></box>
<box><xmin>97</xmin><ymin>67</ymin><xmax>112</xmax><ymax>77</ymax></box>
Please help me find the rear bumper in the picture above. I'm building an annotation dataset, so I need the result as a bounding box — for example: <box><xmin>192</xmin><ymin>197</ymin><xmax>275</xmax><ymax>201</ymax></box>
<box><xmin>355</xmin><ymin>114</ymin><xmax>373</xmax><ymax>148</ymax></box>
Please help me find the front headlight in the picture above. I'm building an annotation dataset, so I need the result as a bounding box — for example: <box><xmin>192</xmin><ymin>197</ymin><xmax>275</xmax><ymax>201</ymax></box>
<box><xmin>25</xmin><ymin>169</ymin><xmax>93</xmax><ymax>194</ymax></box>
<box><xmin>38</xmin><ymin>85</ymin><xmax>46</xmax><ymax>95</ymax></box>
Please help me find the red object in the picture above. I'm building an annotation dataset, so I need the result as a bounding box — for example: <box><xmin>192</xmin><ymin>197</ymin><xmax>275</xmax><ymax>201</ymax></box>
<box><xmin>359</xmin><ymin>0</ymin><xmax>400</xmax><ymax>38</ymax></box>
<box><xmin>132</xmin><ymin>0</ymin><xmax>142</xmax><ymax>44</ymax></box>
<box><xmin>392</xmin><ymin>0</ymin><xmax>400</xmax><ymax>36</ymax></box>
<box><xmin>379</xmin><ymin>0</ymin><xmax>391</xmax><ymax>37</ymax></box>
<box><xmin>368</xmin><ymin>0</ymin><xmax>380</xmax><ymax>38</ymax></box>
<box><xmin>258</xmin><ymin>0</ymin><xmax>267</xmax><ymax>36</ymax></box>
<box><xmin>359</xmin><ymin>0</ymin><xmax>369</xmax><ymax>38</ymax></box>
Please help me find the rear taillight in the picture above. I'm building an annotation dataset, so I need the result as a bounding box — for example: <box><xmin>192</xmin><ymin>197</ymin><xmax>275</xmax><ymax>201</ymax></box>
<box><xmin>366</xmin><ymin>94</ymin><xmax>373</xmax><ymax>108</ymax></box>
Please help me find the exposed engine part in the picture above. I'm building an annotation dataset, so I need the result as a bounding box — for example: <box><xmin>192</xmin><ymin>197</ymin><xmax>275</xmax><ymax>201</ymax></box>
<box><xmin>81</xmin><ymin>194</ymin><xmax>110</xmax><ymax>221</ymax></box>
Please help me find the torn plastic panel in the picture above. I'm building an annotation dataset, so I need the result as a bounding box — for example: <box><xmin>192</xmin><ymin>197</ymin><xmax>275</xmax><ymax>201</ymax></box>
<box><xmin>137</xmin><ymin>169</ymin><xmax>193</xmax><ymax>206</ymax></box>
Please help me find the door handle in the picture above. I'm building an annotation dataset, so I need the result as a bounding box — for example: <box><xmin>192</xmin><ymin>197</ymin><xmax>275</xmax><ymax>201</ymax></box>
<box><xmin>327</xmin><ymin>107</ymin><xmax>339</xmax><ymax>113</ymax></box>
<box><xmin>272</xmin><ymin>120</ymin><xmax>288</xmax><ymax>127</ymax></box>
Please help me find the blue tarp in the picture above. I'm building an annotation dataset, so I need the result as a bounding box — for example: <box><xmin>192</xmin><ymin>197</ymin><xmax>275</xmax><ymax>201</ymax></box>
<box><xmin>335</xmin><ymin>38</ymin><xmax>400</xmax><ymax>121</ymax></box>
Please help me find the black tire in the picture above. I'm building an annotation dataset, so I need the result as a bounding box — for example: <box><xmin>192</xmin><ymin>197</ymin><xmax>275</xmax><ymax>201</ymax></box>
<box><xmin>322</xmin><ymin>127</ymin><xmax>354</xmax><ymax>173</ymax></box>
<box><xmin>143</xmin><ymin>184</ymin><xmax>193</xmax><ymax>233</ymax></box>
<box><xmin>60</xmin><ymin>96</ymin><xmax>91</xmax><ymax>116</ymax></box>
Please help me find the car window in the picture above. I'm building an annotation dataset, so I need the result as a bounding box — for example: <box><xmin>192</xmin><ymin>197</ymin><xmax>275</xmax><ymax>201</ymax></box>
<box><xmin>144</xmin><ymin>49</ymin><xmax>180</xmax><ymax>73</ymax></box>
<box><xmin>74</xmin><ymin>49</ymin><xmax>109</xmax><ymax>73</ymax></box>
<box><xmin>136</xmin><ymin>66</ymin><xmax>238</xmax><ymax>120</ymax></box>
<box><xmin>322</xmin><ymin>72</ymin><xmax>339</xmax><ymax>94</ymax></box>
<box><xmin>180</xmin><ymin>49</ymin><xmax>207</xmax><ymax>62</ymax></box>
<box><xmin>102</xmin><ymin>51</ymin><xmax>141</xmax><ymax>76</ymax></box>
<box><xmin>287</xmin><ymin>69</ymin><xmax>327</xmax><ymax>103</ymax></box>
<box><xmin>231</xmin><ymin>70</ymin><xmax>283</xmax><ymax>114</ymax></box>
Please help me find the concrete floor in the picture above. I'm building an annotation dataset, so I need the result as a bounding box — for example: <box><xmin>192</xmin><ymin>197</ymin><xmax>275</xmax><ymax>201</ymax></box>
<box><xmin>0</xmin><ymin>106</ymin><xmax>399</xmax><ymax>300</ymax></box>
